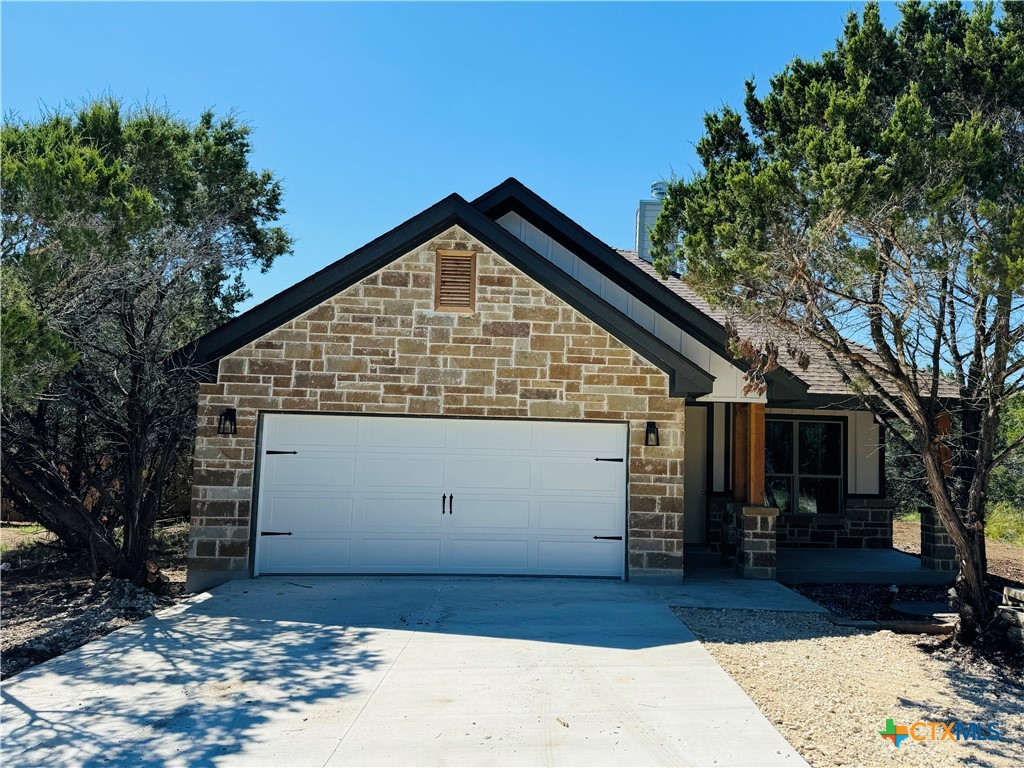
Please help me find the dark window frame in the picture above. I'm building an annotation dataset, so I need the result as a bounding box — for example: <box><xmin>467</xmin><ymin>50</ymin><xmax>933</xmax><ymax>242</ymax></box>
<box><xmin>765</xmin><ymin>415</ymin><xmax>848</xmax><ymax>517</ymax></box>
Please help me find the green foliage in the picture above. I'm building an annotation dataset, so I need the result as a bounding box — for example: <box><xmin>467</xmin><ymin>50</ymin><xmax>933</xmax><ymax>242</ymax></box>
<box><xmin>1</xmin><ymin>99</ymin><xmax>293</xmax><ymax>398</ymax></box>
<box><xmin>0</xmin><ymin>267</ymin><xmax>77</xmax><ymax>407</ymax></box>
<box><xmin>653</xmin><ymin>2</ymin><xmax>1024</xmax><ymax>640</ymax></box>
<box><xmin>652</xmin><ymin>1</ymin><xmax>1023</xmax><ymax>301</ymax></box>
<box><xmin>985</xmin><ymin>501</ymin><xmax>1024</xmax><ymax>545</ymax></box>
<box><xmin>0</xmin><ymin>98</ymin><xmax>293</xmax><ymax>580</ymax></box>
<box><xmin>991</xmin><ymin>394</ymin><xmax>1024</xmax><ymax>509</ymax></box>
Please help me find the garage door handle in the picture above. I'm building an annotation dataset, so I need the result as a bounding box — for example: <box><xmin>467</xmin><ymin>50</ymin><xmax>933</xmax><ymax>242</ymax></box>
<box><xmin>261</xmin><ymin>531</ymin><xmax>293</xmax><ymax>536</ymax></box>
<box><xmin>593</xmin><ymin>536</ymin><xmax>623</xmax><ymax>540</ymax></box>
<box><xmin>594</xmin><ymin>458</ymin><xmax>624</xmax><ymax>462</ymax></box>
<box><xmin>448</xmin><ymin>494</ymin><xmax>453</xmax><ymax>514</ymax></box>
<box><xmin>441</xmin><ymin>494</ymin><xmax>447</xmax><ymax>515</ymax></box>
<box><xmin>265</xmin><ymin>450</ymin><xmax>298</xmax><ymax>455</ymax></box>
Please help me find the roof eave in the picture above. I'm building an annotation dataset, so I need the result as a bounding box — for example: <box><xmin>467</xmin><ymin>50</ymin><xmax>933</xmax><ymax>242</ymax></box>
<box><xmin>473</xmin><ymin>178</ymin><xmax>809</xmax><ymax>401</ymax></box>
<box><xmin>174</xmin><ymin>193</ymin><xmax>715</xmax><ymax>397</ymax></box>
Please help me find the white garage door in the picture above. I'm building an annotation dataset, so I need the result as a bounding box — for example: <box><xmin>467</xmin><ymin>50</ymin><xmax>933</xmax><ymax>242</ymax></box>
<box><xmin>254</xmin><ymin>414</ymin><xmax>628</xmax><ymax>577</ymax></box>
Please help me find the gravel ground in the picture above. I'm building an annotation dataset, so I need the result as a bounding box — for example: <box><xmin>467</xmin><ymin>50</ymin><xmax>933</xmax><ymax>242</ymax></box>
<box><xmin>0</xmin><ymin>521</ymin><xmax>188</xmax><ymax>679</ymax></box>
<box><xmin>675</xmin><ymin>608</ymin><xmax>1024</xmax><ymax>768</ymax></box>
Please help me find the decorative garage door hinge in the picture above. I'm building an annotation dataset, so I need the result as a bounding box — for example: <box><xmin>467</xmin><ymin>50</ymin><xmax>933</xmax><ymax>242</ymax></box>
<box><xmin>261</xmin><ymin>531</ymin><xmax>293</xmax><ymax>536</ymax></box>
<box><xmin>592</xmin><ymin>536</ymin><xmax>623</xmax><ymax>540</ymax></box>
<box><xmin>594</xmin><ymin>457</ymin><xmax>624</xmax><ymax>462</ymax></box>
<box><xmin>265</xmin><ymin>450</ymin><xmax>298</xmax><ymax>455</ymax></box>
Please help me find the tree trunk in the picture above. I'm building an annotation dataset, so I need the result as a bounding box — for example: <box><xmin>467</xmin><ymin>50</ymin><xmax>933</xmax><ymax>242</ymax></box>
<box><xmin>920</xmin><ymin>443</ymin><xmax>990</xmax><ymax>644</ymax></box>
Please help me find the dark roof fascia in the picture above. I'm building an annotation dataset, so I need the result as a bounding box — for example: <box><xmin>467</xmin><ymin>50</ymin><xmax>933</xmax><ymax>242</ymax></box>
<box><xmin>472</xmin><ymin>178</ymin><xmax>810</xmax><ymax>403</ymax></box>
<box><xmin>176</xmin><ymin>194</ymin><xmax>715</xmax><ymax>397</ymax></box>
<box><xmin>766</xmin><ymin>393</ymin><xmax>871</xmax><ymax>410</ymax></box>
<box><xmin>454</xmin><ymin>204</ymin><xmax>714</xmax><ymax>397</ymax></box>
<box><xmin>768</xmin><ymin>392</ymin><xmax>958</xmax><ymax>413</ymax></box>
<box><xmin>174</xmin><ymin>194</ymin><xmax>469</xmax><ymax>376</ymax></box>
<box><xmin>472</xmin><ymin>179</ymin><xmax>730</xmax><ymax>351</ymax></box>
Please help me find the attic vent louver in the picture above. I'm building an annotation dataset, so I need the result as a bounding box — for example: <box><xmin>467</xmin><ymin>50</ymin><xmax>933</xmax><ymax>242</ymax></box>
<box><xmin>435</xmin><ymin>250</ymin><xmax>476</xmax><ymax>312</ymax></box>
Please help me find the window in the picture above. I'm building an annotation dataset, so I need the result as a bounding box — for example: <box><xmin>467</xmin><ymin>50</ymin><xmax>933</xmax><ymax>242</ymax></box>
<box><xmin>765</xmin><ymin>419</ymin><xmax>844</xmax><ymax>515</ymax></box>
<box><xmin>434</xmin><ymin>250</ymin><xmax>476</xmax><ymax>312</ymax></box>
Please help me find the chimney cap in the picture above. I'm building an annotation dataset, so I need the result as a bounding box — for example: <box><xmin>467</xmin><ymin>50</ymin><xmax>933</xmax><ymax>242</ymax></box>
<box><xmin>651</xmin><ymin>181</ymin><xmax>668</xmax><ymax>201</ymax></box>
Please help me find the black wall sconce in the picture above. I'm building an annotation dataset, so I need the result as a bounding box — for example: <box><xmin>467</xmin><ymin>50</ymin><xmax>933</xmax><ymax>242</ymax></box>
<box><xmin>645</xmin><ymin>421</ymin><xmax>659</xmax><ymax>447</ymax></box>
<box><xmin>217</xmin><ymin>408</ymin><xmax>238</xmax><ymax>436</ymax></box>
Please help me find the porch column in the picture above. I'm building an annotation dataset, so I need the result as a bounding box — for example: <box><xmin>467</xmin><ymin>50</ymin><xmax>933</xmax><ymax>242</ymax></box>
<box><xmin>728</xmin><ymin>402</ymin><xmax>777</xmax><ymax>578</ymax></box>
<box><xmin>732</xmin><ymin>404</ymin><xmax>749</xmax><ymax>502</ymax></box>
<box><xmin>747</xmin><ymin>403</ymin><xmax>766</xmax><ymax>506</ymax></box>
<box><xmin>936</xmin><ymin>411</ymin><xmax>953</xmax><ymax>477</ymax></box>
<box><xmin>730</xmin><ymin>402</ymin><xmax>766</xmax><ymax>505</ymax></box>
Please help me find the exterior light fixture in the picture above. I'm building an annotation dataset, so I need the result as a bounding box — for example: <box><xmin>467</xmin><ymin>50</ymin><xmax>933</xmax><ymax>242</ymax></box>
<box><xmin>645</xmin><ymin>421</ymin><xmax>659</xmax><ymax>447</ymax></box>
<box><xmin>217</xmin><ymin>408</ymin><xmax>238</xmax><ymax>436</ymax></box>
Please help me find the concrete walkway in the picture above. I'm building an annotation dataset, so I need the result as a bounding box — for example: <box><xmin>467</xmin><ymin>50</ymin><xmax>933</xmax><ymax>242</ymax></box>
<box><xmin>655</xmin><ymin>579</ymin><xmax>828</xmax><ymax>613</ymax></box>
<box><xmin>1</xmin><ymin>577</ymin><xmax>805</xmax><ymax>768</ymax></box>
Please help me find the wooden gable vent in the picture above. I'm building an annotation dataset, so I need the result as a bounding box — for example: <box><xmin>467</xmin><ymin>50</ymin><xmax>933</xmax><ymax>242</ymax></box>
<box><xmin>434</xmin><ymin>250</ymin><xmax>477</xmax><ymax>312</ymax></box>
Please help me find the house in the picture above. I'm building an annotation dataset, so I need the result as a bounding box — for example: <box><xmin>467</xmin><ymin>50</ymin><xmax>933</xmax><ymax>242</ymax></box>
<box><xmin>180</xmin><ymin>179</ymin><xmax>943</xmax><ymax>593</ymax></box>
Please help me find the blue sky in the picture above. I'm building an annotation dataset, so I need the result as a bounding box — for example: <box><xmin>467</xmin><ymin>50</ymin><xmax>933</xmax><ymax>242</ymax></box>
<box><xmin>2</xmin><ymin>2</ymin><xmax>895</xmax><ymax>311</ymax></box>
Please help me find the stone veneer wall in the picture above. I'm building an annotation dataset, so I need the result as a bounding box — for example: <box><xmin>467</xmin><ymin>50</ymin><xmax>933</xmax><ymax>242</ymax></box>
<box><xmin>920</xmin><ymin>506</ymin><xmax>957</xmax><ymax>572</ymax></box>
<box><xmin>775</xmin><ymin>497</ymin><xmax>894</xmax><ymax>549</ymax></box>
<box><xmin>188</xmin><ymin>225</ymin><xmax>687</xmax><ymax>589</ymax></box>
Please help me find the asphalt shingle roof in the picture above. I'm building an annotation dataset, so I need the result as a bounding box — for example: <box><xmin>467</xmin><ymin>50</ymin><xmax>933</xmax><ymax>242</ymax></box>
<box><xmin>613</xmin><ymin>249</ymin><xmax>956</xmax><ymax>399</ymax></box>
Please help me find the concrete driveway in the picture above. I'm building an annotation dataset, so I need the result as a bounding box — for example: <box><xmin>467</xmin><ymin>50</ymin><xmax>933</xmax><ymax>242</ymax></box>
<box><xmin>1</xmin><ymin>577</ymin><xmax>805</xmax><ymax>767</ymax></box>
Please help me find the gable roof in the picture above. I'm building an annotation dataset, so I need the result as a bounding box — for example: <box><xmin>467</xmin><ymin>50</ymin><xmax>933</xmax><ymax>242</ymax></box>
<box><xmin>472</xmin><ymin>178</ymin><xmax>810</xmax><ymax>403</ymax></box>
<box><xmin>615</xmin><ymin>250</ymin><xmax>852</xmax><ymax>397</ymax></box>
<box><xmin>175</xmin><ymin>193</ymin><xmax>716</xmax><ymax>397</ymax></box>
<box><xmin>616</xmin><ymin>248</ymin><xmax>960</xmax><ymax>402</ymax></box>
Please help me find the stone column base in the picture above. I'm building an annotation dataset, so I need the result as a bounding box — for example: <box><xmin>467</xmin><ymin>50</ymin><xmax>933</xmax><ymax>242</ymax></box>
<box><xmin>737</xmin><ymin>506</ymin><xmax>778</xmax><ymax>579</ymax></box>
<box><xmin>920</xmin><ymin>507</ymin><xmax>957</xmax><ymax>572</ymax></box>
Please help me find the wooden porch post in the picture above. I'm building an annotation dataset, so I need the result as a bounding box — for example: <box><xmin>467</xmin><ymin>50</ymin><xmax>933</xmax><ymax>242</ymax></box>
<box><xmin>936</xmin><ymin>411</ymin><xmax>953</xmax><ymax>477</ymax></box>
<box><xmin>732</xmin><ymin>404</ymin><xmax>749</xmax><ymax>502</ymax></box>
<box><xmin>747</xmin><ymin>403</ymin><xmax>766</xmax><ymax>506</ymax></box>
<box><xmin>731</xmin><ymin>402</ymin><xmax>766</xmax><ymax>505</ymax></box>
<box><xmin>730</xmin><ymin>401</ymin><xmax>776</xmax><ymax>579</ymax></box>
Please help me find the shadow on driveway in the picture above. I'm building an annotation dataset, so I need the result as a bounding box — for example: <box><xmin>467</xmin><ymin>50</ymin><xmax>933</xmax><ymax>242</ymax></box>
<box><xmin>2</xmin><ymin>577</ymin><xmax>805</xmax><ymax>768</ymax></box>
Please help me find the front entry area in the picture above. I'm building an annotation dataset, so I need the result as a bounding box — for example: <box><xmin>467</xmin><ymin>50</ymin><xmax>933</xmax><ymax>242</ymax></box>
<box><xmin>254</xmin><ymin>414</ymin><xmax>628</xmax><ymax>577</ymax></box>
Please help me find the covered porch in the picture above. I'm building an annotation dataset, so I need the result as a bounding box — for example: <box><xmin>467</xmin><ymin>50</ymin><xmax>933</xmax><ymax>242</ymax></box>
<box><xmin>776</xmin><ymin>547</ymin><xmax>955</xmax><ymax>585</ymax></box>
<box><xmin>693</xmin><ymin>402</ymin><xmax>958</xmax><ymax>584</ymax></box>
<box><xmin>683</xmin><ymin>545</ymin><xmax>955</xmax><ymax>585</ymax></box>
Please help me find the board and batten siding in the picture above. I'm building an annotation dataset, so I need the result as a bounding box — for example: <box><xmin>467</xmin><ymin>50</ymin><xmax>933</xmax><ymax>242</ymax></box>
<box><xmin>497</xmin><ymin>212</ymin><xmax>763</xmax><ymax>403</ymax></box>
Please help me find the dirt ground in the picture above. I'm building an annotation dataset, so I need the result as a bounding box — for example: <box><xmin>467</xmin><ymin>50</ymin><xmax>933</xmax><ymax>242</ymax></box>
<box><xmin>677</xmin><ymin>608</ymin><xmax>1024</xmax><ymax>768</ymax></box>
<box><xmin>893</xmin><ymin>519</ymin><xmax>1024</xmax><ymax>585</ymax></box>
<box><xmin>0</xmin><ymin>520</ymin><xmax>189</xmax><ymax>679</ymax></box>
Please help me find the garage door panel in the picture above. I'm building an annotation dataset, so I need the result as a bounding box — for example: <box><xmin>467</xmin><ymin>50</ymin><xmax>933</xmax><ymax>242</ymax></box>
<box><xmin>452</xmin><ymin>458</ymin><xmax>531</xmax><ymax>491</ymax></box>
<box><xmin>540</xmin><ymin>422</ymin><xmax>623</xmax><ymax>454</ymax></box>
<box><xmin>537</xmin><ymin>539</ymin><xmax>621</xmax><ymax>576</ymax></box>
<box><xmin>263</xmin><ymin>496</ymin><xmax>354</xmax><ymax>531</ymax></box>
<box><xmin>362</xmin><ymin>418</ymin><xmax>446</xmax><ymax>449</ymax></box>
<box><xmin>260</xmin><ymin>538</ymin><xmax>352</xmax><ymax>572</ymax></box>
<box><xmin>266</xmin><ymin>456</ymin><xmax>357</xmax><ymax>487</ymax></box>
<box><xmin>539</xmin><ymin>499</ymin><xmax>619</xmax><ymax>532</ymax></box>
<box><xmin>256</xmin><ymin>414</ymin><xmax>626</xmax><ymax>578</ymax></box>
<box><xmin>540</xmin><ymin>461</ymin><xmax>618</xmax><ymax>493</ymax></box>
<box><xmin>359</xmin><ymin>456</ymin><xmax>444</xmax><ymax>488</ymax></box>
<box><xmin>355</xmin><ymin>537</ymin><xmax>442</xmax><ymax>569</ymax></box>
<box><xmin>454</xmin><ymin>420</ymin><xmax>532</xmax><ymax>451</ymax></box>
<box><xmin>269</xmin><ymin>414</ymin><xmax>358</xmax><ymax>448</ymax></box>
<box><xmin>359</xmin><ymin>496</ymin><xmax>445</xmax><ymax>529</ymax></box>
<box><xmin>447</xmin><ymin>498</ymin><xmax>530</xmax><ymax>530</ymax></box>
<box><xmin>449</xmin><ymin>538</ymin><xmax>529</xmax><ymax>570</ymax></box>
